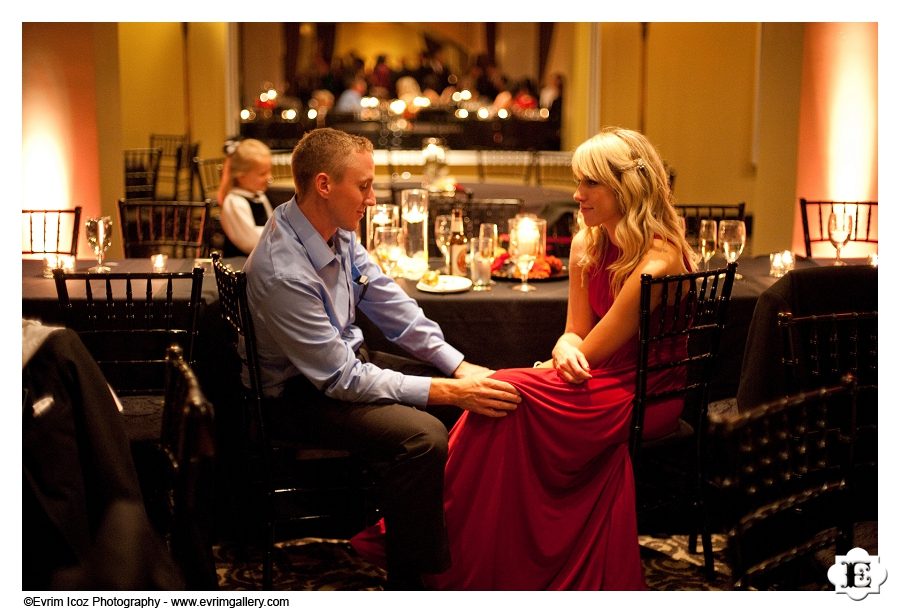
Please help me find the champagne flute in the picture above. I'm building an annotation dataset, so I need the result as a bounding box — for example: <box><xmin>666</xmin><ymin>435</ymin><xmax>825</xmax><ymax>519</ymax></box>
<box><xmin>718</xmin><ymin>219</ymin><xmax>746</xmax><ymax>279</ymax></box>
<box><xmin>373</xmin><ymin>226</ymin><xmax>404</xmax><ymax>278</ymax></box>
<box><xmin>698</xmin><ymin>219</ymin><xmax>717</xmax><ymax>271</ymax></box>
<box><xmin>434</xmin><ymin>214</ymin><xmax>452</xmax><ymax>274</ymax></box>
<box><xmin>85</xmin><ymin>216</ymin><xmax>113</xmax><ymax>273</ymax></box>
<box><xmin>828</xmin><ymin>210</ymin><xmax>853</xmax><ymax>266</ymax></box>
<box><xmin>508</xmin><ymin>216</ymin><xmax>545</xmax><ymax>293</ymax></box>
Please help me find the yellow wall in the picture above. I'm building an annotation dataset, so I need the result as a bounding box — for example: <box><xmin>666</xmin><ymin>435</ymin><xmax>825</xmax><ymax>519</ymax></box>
<box><xmin>564</xmin><ymin>23</ymin><xmax>595</xmax><ymax>152</ymax></box>
<box><xmin>594</xmin><ymin>22</ymin><xmax>803</xmax><ymax>255</ymax></box>
<box><xmin>753</xmin><ymin>23</ymin><xmax>805</xmax><ymax>255</ymax></box>
<box><xmin>118</xmin><ymin>23</ymin><xmax>186</xmax><ymax>148</ymax></box>
<box><xmin>118</xmin><ymin>23</ymin><xmax>228</xmax><ymax>160</ymax></box>
<box><xmin>23</xmin><ymin>22</ymin><xmax>105</xmax><ymax>258</ymax></box>
<box><xmin>93</xmin><ymin>23</ymin><xmax>125</xmax><ymax>244</ymax></box>
<box><xmin>187</xmin><ymin>23</ymin><xmax>230</xmax><ymax>160</ymax></box>
<box><xmin>599</xmin><ymin>22</ymin><xmax>642</xmax><ymax>131</ymax></box>
<box><xmin>645</xmin><ymin>23</ymin><xmax>759</xmax><ymax>204</ymax></box>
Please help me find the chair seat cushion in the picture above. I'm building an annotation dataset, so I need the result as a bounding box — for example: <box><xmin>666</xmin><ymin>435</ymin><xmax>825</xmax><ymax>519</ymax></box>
<box><xmin>119</xmin><ymin>395</ymin><xmax>164</xmax><ymax>442</ymax></box>
<box><xmin>642</xmin><ymin>418</ymin><xmax>693</xmax><ymax>449</ymax></box>
<box><xmin>709</xmin><ymin>397</ymin><xmax>739</xmax><ymax>417</ymax></box>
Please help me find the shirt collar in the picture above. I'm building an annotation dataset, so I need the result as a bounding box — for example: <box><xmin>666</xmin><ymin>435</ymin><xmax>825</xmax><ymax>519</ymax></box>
<box><xmin>284</xmin><ymin>199</ymin><xmax>341</xmax><ymax>272</ymax></box>
<box><xmin>231</xmin><ymin>187</ymin><xmax>265</xmax><ymax>199</ymax></box>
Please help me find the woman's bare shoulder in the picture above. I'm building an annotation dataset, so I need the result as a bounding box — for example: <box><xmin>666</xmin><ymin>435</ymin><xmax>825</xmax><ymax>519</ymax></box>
<box><xmin>639</xmin><ymin>237</ymin><xmax>685</xmax><ymax>277</ymax></box>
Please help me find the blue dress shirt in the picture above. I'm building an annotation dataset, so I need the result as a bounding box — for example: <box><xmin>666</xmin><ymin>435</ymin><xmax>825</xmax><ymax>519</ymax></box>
<box><xmin>243</xmin><ymin>198</ymin><xmax>464</xmax><ymax>407</ymax></box>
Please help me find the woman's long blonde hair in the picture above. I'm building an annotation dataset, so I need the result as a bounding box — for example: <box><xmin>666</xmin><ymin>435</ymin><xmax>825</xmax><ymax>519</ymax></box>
<box><xmin>572</xmin><ymin>127</ymin><xmax>696</xmax><ymax>296</ymax></box>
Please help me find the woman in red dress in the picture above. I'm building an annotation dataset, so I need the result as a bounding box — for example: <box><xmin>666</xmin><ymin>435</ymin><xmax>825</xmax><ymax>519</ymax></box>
<box><xmin>353</xmin><ymin>127</ymin><xmax>696</xmax><ymax>590</ymax></box>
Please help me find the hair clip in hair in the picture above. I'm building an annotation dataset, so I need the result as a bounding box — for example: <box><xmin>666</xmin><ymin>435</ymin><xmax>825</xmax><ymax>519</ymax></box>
<box><xmin>634</xmin><ymin>158</ymin><xmax>646</xmax><ymax>172</ymax></box>
<box><xmin>223</xmin><ymin>137</ymin><xmax>241</xmax><ymax>156</ymax></box>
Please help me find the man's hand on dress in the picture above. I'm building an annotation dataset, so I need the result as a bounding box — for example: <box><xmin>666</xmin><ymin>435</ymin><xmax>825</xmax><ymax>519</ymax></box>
<box><xmin>429</xmin><ymin>372</ymin><xmax>521</xmax><ymax>418</ymax></box>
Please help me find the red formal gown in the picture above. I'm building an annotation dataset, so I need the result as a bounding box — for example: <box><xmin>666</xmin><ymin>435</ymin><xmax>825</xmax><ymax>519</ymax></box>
<box><xmin>352</xmin><ymin>244</ymin><xmax>684</xmax><ymax>590</ymax></box>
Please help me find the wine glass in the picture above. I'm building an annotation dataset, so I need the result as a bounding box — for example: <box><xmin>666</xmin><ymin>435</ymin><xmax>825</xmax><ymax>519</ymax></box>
<box><xmin>508</xmin><ymin>216</ymin><xmax>546</xmax><ymax>293</ymax></box>
<box><xmin>828</xmin><ymin>210</ymin><xmax>853</xmax><ymax>266</ymax></box>
<box><xmin>718</xmin><ymin>219</ymin><xmax>746</xmax><ymax>279</ymax></box>
<box><xmin>698</xmin><ymin>219</ymin><xmax>717</xmax><ymax>271</ymax></box>
<box><xmin>373</xmin><ymin>226</ymin><xmax>404</xmax><ymax>278</ymax></box>
<box><xmin>434</xmin><ymin>214</ymin><xmax>452</xmax><ymax>274</ymax></box>
<box><xmin>85</xmin><ymin>216</ymin><xmax>113</xmax><ymax>273</ymax></box>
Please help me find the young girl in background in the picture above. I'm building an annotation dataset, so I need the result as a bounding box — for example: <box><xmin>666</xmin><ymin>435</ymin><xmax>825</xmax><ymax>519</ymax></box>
<box><xmin>219</xmin><ymin>138</ymin><xmax>274</xmax><ymax>256</ymax></box>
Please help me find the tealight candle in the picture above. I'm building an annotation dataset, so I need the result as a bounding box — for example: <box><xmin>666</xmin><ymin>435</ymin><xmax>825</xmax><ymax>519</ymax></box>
<box><xmin>151</xmin><ymin>253</ymin><xmax>168</xmax><ymax>273</ymax></box>
<box><xmin>769</xmin><ymin>252</ymin><xmax>784</xmax><ymax>277</ymax></box>
<box><xmin>42</xmin><ymin>254</ymin><xmax>76</xmax><ymax>278</ymax></box>
<box><xmin>193</xmin><ymin>258</ymin><xmax>211</xmax><ymax>274</ymax></box>
<box><xmin>781</xmin><ymin>250</ymin><xmax>794</xmax><ymax>271</ymax></box>
<box><xmin>59</xmin><ymin>255</ymin><xmax>76</xmax><ymax>273</ymax></box>
<box><xmin>42</xmin><ymin>254</ymin><xmax>60</xmax><ymax>278</ymax></box>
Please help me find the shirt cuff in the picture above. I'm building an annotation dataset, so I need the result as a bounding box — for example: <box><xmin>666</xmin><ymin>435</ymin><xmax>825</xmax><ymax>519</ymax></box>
<box><xmin>430</xmin><ymin>345</ymin><xmax>465</xmax><ymax>377</ymax></box>
<box><xmin>401</xmin><ymin>374</ymin><xmax>433</xmax><ymax>408</ymax></box>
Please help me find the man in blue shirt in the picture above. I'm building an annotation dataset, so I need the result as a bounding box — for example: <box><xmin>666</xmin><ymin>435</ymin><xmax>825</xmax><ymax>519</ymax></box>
<box><xmin>333</xmin><ymin>77</ymin><xmax>367</xmax><ymax>114</ymax></box>
<box><xmin>244</xmin><ymin>128</ymin><xmax>521</xmax><ymax>589</ymax></box>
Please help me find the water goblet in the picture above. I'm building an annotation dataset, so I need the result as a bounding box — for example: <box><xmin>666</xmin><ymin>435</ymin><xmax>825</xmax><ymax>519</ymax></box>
<box><xmin>85</xmin><ymin>216</ymin><xmax>113</xmax><ymax>273</ymax></box>
<box><xmin>434</xmin><ymin>214</ymin><xmax>452</xmax><ymax>273</ymax></box>
<box><xmin>828</xmin><ymin>210</ymin><xmax>853</xmax><ymax>266</ymax></box>
<box><xmin>373</xmin><ymin>226</ymin><xmax>405</xmax><ymax>278</ymax></box>
<box><xmin>698</xmin><ymin>219</ymin><xmax>717</xmax><ymax>271</ymax></box>
<box><xmin>508</xmin><ymin>216</ymin><xmax>546</xmax><ymax>293</ymax></box>
<box><xmin>718</xmin><ymin>219</ymin><xmax>746</xmax><ymax>279</ymax></box>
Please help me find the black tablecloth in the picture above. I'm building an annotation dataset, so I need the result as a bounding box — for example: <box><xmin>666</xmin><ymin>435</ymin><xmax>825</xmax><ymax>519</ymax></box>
<box><xmin>21</xmin><ymin>253</ymin><xmax>830</xmax><ymax>403</ymax></box>
<box><xmin>360</xmin><ymin>273</ymin><xmax>571</xmax><ymax>371</ymax></box>
<box><xmin>21</xmin><ymin>257</ymin><xmax>223</xmax><ymax>324</ymax></box>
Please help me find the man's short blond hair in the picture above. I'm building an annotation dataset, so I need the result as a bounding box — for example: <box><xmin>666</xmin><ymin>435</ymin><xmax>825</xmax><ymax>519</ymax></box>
<box><xmin>291</xmin><ymin>128</ymin><xmax>373</xmax><ymax>199</ymax></box>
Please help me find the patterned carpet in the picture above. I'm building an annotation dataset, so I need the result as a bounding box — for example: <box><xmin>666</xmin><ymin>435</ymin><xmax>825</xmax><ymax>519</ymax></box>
<box><xmin>214</xmin><ymin>533</ymin><xmax>735</xmax><ymax>590</ymax></box>
<box><xmin>214</xmin><ymin>519</ymin><xmax>877</xmax><ymax>591</ymax></box>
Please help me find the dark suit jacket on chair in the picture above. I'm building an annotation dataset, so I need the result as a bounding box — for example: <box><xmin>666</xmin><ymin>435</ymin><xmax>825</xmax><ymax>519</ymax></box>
<box><xmin>735</xmin><ymin>265</ymin><xmax>877</xmax><ymax>410</ymax></box>
<box><xmin>22</xmin><ymin>326</ymin><xmax>182</xmax><ymax>590</ymax></box>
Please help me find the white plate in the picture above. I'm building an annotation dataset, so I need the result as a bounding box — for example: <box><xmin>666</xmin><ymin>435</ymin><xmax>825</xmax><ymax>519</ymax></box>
<box><xmin>416</xmin><ymin>275</ymin><xmax>473</xmax><ymax>294</ymax></box>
